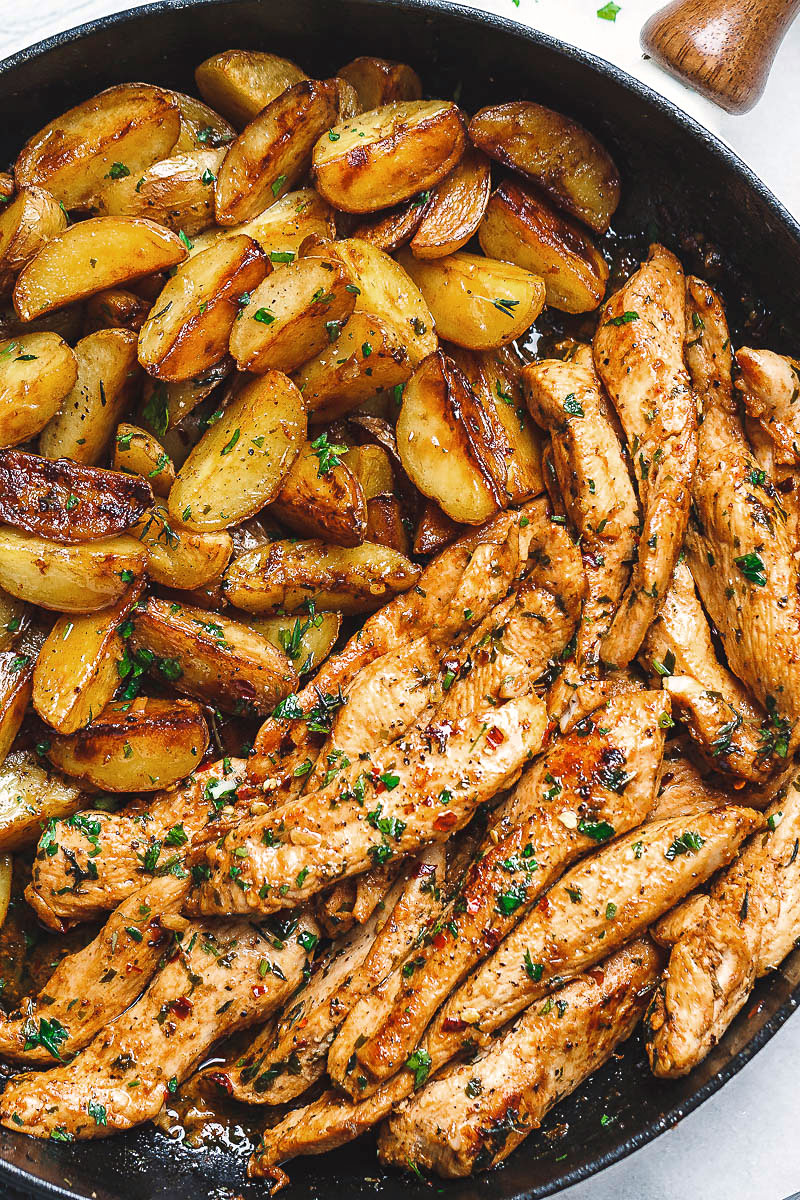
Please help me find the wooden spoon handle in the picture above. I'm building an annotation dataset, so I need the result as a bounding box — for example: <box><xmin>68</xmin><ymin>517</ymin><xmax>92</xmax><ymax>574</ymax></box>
<box><xmin>641</xmin><ymin>0</ymin><xmax>800</xmax><ymax>113</ymax></box>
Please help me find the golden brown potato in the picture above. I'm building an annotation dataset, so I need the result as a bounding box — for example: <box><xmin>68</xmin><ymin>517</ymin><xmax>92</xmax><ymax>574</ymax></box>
<box><xmin>397</xmin><ymin>248</ymin><xmax>545</xmax><ymax>350</ymax></box>
<box><xmin>345</xmin><ymin>442</ymin><xmax>395</xmax><ymax>500</ymax></box>
<box><xmin>129</xmin><ymin>595</ymin><xmax>298</xmax><ymax>715</ymax></box>
<box><xmin>270</xmin><ymin>436</ymin><xmax>367</xmax><ymax>547</ymax></box>
<box><xmin>170</xmin><ymin>90</ymin><xmax>236</xmax><ymax>153</ymax></box>
<box><xmin>137</xmin><ymin>234</ymin><xmax>267</xmax><ymax>381</ymax></box>
<box><xmin>350</xmin><ymin>198</ymin><xmax>427</xmax><ymax>253</ymax></box>
<box><xmin>47</xmin><ymin>696</ymin><xmax>209</xmax><ymax>792</ymax></box>
<box><xmin>39</xmin><ymin>328</ymin><xmax>140</xmax><ymax>464</ymax></box>
<box><xmin>113</xmin><ymin>424</ymin><xmax>175</xmax><ymax>496</ymax></box>
<box><xmin>223</xmin><ymin>537</ymin><xmax>420</xmax><ymax>614</ymax></box>
<box><xmin>365</xmin><ymin>494</ymin><xmax>410</xmax><ymax>555</ymax></box>
<box><xmin>14</xmin><ymin>84</ymin><xmax>182</xmax><ymax>210</ymax></box>
<box><xmin>479</xmin><ymin>180</ymin><xmax>609</xmax><ymax>313</ymax></box>
<box><xmin>337</xmin><ymin>57</ymin><xmax>422</xmax><ymax>110</ymax></box>
<box><xmin>195</xmin><ymin>50</ymin><xmax>308</xmax><ymax>128</ymax></box>
<box><xmin>32</xmin><ymin>585</ymin><xmax>142</xmax><ymax>734</ymax></box>
<box><xmin>139</xmin><ymin>359</ymin><xmax>233</xmax><ymax>435</ymax></box>
<box><xmin>189</xmin><ymin>189</ymin><xmax>336</xmax><ymax>263</ymax></box>
<box><xmin>413</xmin><ymin>498</ymin><xmax>461</xmax><ymax>556</ymax></box>
<box><xmin>97</xmin><ymin>148</ymin><xmax>226</xmax><ymax>235</ymax></box>
<box><xmin>0</xmin><ymin>636</ymin><xmax>38</xmax><ymax>765</ymax></box>
<box><xmin>409</xmin><ymin>146</ymin><xmax>492</xmax><ymax>259</ymax></box>
<box><xmin>0</xmin><ymin>332</ymin><xmax>78</xmax><ymax>448</ymax></box>
<box><xmin>468</xmin><ymin>101</ymin><xmax>621</xmax><ymax>234</ymax></box>
<box><xmin>248</xmin><ymin>609</ymin><xmax>342</xmax><ymax>674</ymax></box>
<box><xmin>0</xmin><ymin>186</ymin><xmax>67</xmax><ymax>291</ymax></box>
<box><xmin>133</xmin><ymin>506</ymin><xmax>233</xmax><ymax>589</ymax></box>
<box><xmin>0</xmin><ymin>749</ymin><xmax>85</xmax><ymax>851</ymax></box>
<box><xmin>229</xmin><ymin>252</ymin><xmax>356</xmax><ymax>373</ymax></box>
<box><xmin>13</xmin><ymin>217</ymin><xmax>187</xmax><ymax>320</ymax></box>
<box><xmin>397</xmin><ymin>350</ymin><xmax>511</xmax><ymax>524</ymax></box>
<box><xmin>0</xmin><ymin>591</ymin><xmax>26</xmax><ymax>651</ymax></box>
<box><xmin>168</xmin><ymin>370</ymin><xmax>306</xmax><ymax>531</ymax></box>
<box><xmin>0</xmin><ymin>527</ymin><xmax>146</xmax><ymax>612</ymax></box>
<box><xmin>84</xmin><ymin>288</ymin><xmax>151</xmax><ymax>333</ymax></box>
<box><xmin>292</xmin><ymin>311</ymin><xmax>412</xmax><ymax>422</ymax></box>
<box><xmin>0</xmin><ymin>450</ymin><xmax>152</xmax><ymax>542</ymax></box>
<box><xmin>215</xmin><ymin>80</ymin><xmax>340</xmax><ymax>226</ymax></box>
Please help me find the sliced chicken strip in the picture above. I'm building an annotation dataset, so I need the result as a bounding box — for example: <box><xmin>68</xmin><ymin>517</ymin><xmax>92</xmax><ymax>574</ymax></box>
<box><xmin>649</xmin><ymin>748</ymin><xmax>729</xmax><ymax>821</ymax></box>
<box><xmin>377</xmin><ymin>938</ymin><xmax>662</xmax><ymax>1178</ymax></box>
<box><xmin>329</xmin><ymin>690</ymin><xmax>668</xmax><ymax>1097</ymax></box>
<box><xmin>592</xmin><ymin>244</ymin><xmax>698</xmax><ymax>666</ymax></box>
<box><xmin>735</xmin><ymin>347</ymin><xmax>800</xmax><ymax>466</ymax></box>
<box><xmin>190</xmin><ymin>693</ymin><xmax>548</xmax><ymax>916</ymax></box>
<box><xmin>0</xmin><ymin>909</ymin><xmax>318</xmax><ymax>1140</ymax></box>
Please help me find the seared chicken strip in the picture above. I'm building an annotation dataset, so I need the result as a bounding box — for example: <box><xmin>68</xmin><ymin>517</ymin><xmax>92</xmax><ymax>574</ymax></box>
<box><xmin>524</xmin><ymin>358</ymin><xmax>639</xmax><ymax>712</ymax></box>
<box><xmin>191</xmin><ymin>693</ymin><xmax>548</xmax><ymax>916</ymax></box>
<box><xmin>649</xmin><ymin>747</ymin><xmax>730</xmax><ymax>821</ymax></box>
<box><xmin>646</xmin><ymin>781</ymin><xmax>800</xmax><ymax>1076</ymax></box>
<box><xmin>26</xmin><ymin>758</ymin><xmax>247</xmax><ymax>929</ymax></box>
<box><xmin>315</xmin><ymin>861</ymin><xmax>402</xmax><ymax>938</ymax></box>
<box><xmin>735</xmin><ymin>347</ymin><xmax>800</xmax><ymax>466</ymax></box>
<box><xmin>640</xmin><ymin>559</ymin><xmax>775</xmax><ymax>782</ymax></box>
<box><xmin>377</xmin><ymin>938</ymin><xmax>662</xmax><ymax>1178</ymax></box>
<box><xmin>592</xmin><ymin>244</ymin><xmax>698</xmax><ymax>666</ymax></box>
<box><xmin>0</xmin><ymin>909</ymin><xmax>318</xmax><ymax>1140</ymax></box>
<box><xmin>329</xmin><ymin>690</ymin><xmax>668</xmax><ymax>1097</ymax></box>
<box><xmin>683</xmin><ymin>278</ymin><xmax>800</xmax><ymax>743</ymax></box>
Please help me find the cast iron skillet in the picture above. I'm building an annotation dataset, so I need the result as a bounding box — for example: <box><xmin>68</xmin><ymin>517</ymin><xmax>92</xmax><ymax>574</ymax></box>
<box><xmin>0</xmin><ymin>2</ymin><xmax>799</xmax><ymax>1197</ymax></box>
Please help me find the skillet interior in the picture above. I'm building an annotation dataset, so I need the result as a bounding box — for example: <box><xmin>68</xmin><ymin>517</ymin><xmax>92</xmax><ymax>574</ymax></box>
<box><xmin>0</xmin><ymin>2</ymin><xmax>799</xmax><ymax>1196</ymax></box>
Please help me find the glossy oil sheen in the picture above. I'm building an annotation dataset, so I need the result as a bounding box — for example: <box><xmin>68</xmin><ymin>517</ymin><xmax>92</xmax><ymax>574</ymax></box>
<box><xmin>0</xmin><ymin>2</ymin><xmax>799</xmax><ymax>1197</ymax></box>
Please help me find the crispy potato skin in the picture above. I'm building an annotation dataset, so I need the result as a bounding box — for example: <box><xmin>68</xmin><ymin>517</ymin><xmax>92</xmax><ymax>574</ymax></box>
<box><xmin>195</xmin><ymin>50</ymin><xmax>308</xmax><ymax>128</ymax></box>
<box><xmin>0</xmin><ymin>332</ymin><xmax>77</xmax><ymax>448</ymax></box>
<box><xmin>133</xmin><ymin>507</ymin><xmax>232</xmax><ymax>589</ymax></box>
<box><xmin>271</xmin><ymin>440</ymin><xmax>368</xmax><ymax>547</ymax></box>
<box><xmin>337</xmin><ymin>57</ymin><xmax>422</xmax><ymax>110</ymax></box>
<box><xmin>0</xmin><ymin>186</ymin><xmax>67</xmax><ymax>290</ymax></box>
<box><xmin>0</xmin><ymin>528</ymin><xmax>146</xmax><ymax>612</ymax></box>
<box><xmin>410</xmin><ymin>146</ymin><xmax>492</xmax><ymax>259</ymax></box>
<box><xmin>97</xmin><ymin>148</ymin><xmax>226</xmax><ymax>235</ymax></box>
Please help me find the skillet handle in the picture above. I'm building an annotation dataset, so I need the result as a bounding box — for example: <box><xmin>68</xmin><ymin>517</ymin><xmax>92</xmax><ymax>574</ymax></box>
<box><xmin>641</xmin><ymin>0</ymin><xmax>800</xmax><ymax>113</ymax></box>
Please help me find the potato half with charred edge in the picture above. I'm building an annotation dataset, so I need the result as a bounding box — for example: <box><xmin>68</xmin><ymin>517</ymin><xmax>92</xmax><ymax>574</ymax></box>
<box><xmin>479</xmin><ymin>180</ymin><xmax>609</xmax><ymax>314</ymax></box>
<box><xmin>168</xmin><ymin>370</ymin><xmax>305</xmax><ymax>532</ymax></box>
<box><xmin>0</xmin><ymin>528</ymin><xmax>146</xmax><ymax>612</ymax></box>
<box><xmin>14</xmin><ymin>84</ymin><xmax>182</xmax><ymax>211</ymax></box>
<box><xmin>195</xmin><ymin>50</ymin><xmax>308</xmax><ymax>128</ymax></box>
<box><xmin>33</xmin><ymin>584</ymin><xmax>143</xmax><ymax>734</ymax></box>
<box><xmin>271</xmin><ymin>437</ymin><xmax>367</xmax><ymax>547</ymax></box>
<box><xmin>0</xmin><ymin>186</ymin><xmax>67</xmax><ymax>291</ymax></box>
<box><xmin>139</xmin><ymin>359</ymin><xmax>233</xmax><ymax>434</ymax></box>
<box><xmin>138</xmin><ymin>234</ymin><xmax>267</xmax><ymax>381</ymax></box>
<box><xmin>350</xmin><ymin>198</ymin><xmax>428</xmax><ymax>254</ymax></box>
<box><xmin>337</xmin><ymin>57</ymin><xmax>422</xmax><ymax>110</ymax></box>
<box><xmin>312</xmin><ymin>100</ymin><xmax>466</xmax><ymax>214</ymax></box>
<box><xmin>47</xmin><ymin>696</ymin><xmax>209</xmax><ymax>792</ymax></box>
<box><xmin>170</xmin><ymin>90</ymin><xmax>236</xmax><ymax>154</ymax></box>
<box><xmin>223</xmin><ymin>537</ymin><xmax>420</xmax><ymax>615</ymax></box>
<box><xmin>229</xmin><ymin>252</ymin><xmax>356</xmax><ymax>374</ymax></box>
<box><xmin>97</xmin><ymin>149</ymin><xmax>226</xmax><ymax>235</ymax></box>
<box><xmin>0</xmin><ymin>450</ymin><xmax>152</xmax><ymax>543</ymax></box>
<box><xmin>468</xmin><ymin>101</ymin><xmax>621</xmax><ymax>234</ymax></box>
<box><xmin>0</xmin><ymin>332</ymin><xmax>77</xmax><ymax>448</ymax></box>
<box><xmin>13</xmin><ymin>217</ymin><xmax>187</xmax><ymax>320</ymax></box>
<box><xmin>410</xmin><ymin>146</ymin><xmax>492</xmax><ymax>259</ymax></box>
<box><xmin>84</xmin><ymin>288</ymin><xmax>151</xmax><ymax>333</ymax></box>
<box><xmin>113</xmin><ymin>424</ymin><xmax>175</xmax><ymax>496</ymax></box>
<box><xmin>414</xmin><ymin>498</ymin><xmax>461</xmax><ymax>556</ymax></box>
<box><xmin>189</xmin><ymin>189</ymin><xmax>336</xmax><ymax>264</ymax></box>
<box><xmin>129</xmin><ymin>595</ymin><xmax>298</xmax><ymax>715</ymax></box>
<box><xmin>397</xmin><ymin>350</ymin><xmax>509</xmax><ymax>524</ymax></box>
<box><xmin>215</xmin><ymin>80</ymin><xmax>340</xmax><ymax>226</ymax></box>
<box><xmin>249</xmin><ymin>610</ymin><xmax>342</xmax><ymax>675</ymax></box>
<box><xmin>0</xmin><ymin>749</ymin><xmax>85</xmax><ymax>852</ymax></box>
<box><xmin>133</xmin><ymin>507</ymin><xmax>232</xmax><ymax>590</ymax></box>
<box><xmin>0</xmin><ymin>634</ymin><xmax>39</xmax><ymax>765</ymax></box>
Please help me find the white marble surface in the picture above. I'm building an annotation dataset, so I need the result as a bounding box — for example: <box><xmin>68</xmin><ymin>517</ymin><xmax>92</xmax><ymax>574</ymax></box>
<box><xmin>0</xmin><ymin>2</ymin><xmax>799</xmax><ymax>1199</ymax></box>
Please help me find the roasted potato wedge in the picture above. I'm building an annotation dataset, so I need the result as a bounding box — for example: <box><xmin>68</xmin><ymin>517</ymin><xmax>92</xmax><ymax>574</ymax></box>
<box><xmin>47</xmin><ymin>696</ymin><xmax>209</xmax><ymax>792</ymax></box>
<box><xmin>0</xmin><ymin>638</ymin><xmax>37</xmax><ymax>765</ymax></box>
<box><xmin>410</xmin><ymin>146</ymin><xmax>491</xmax><ymax>259</ymax></box>
<box><xmin>223</xmin><ymin>537</ymin><xmax>420</xmax><ymax>614</ymax></box>
<box><xmin>0</xmin><ymin>591</ymin><xmax>26</xmax><ymax>652</ymax></box>
<box><xmin>13</xmin><ymin>217</ymin><xmax>187</xmax><ymax>320</ymax></box>
<box><xmin>468</xmin><ymin>101</ymin><xmax>621</xmax><ymax>234</ymax></box>
<box><xmin>365</xmin><ymin>494</ymin><xmax>410</xmax><ymax>554</ymax></box>
<box><xmin>0</xmin><ymin>186</ymin><xmax>67</xmax><ymax>291</ymax></box>
<box><xmin>337</xmin><ymin>57</ymin><xmax>422</xmax><ymax>110</ymax></box>
<box><xmin>170</xmin><ymin>90</ymin><xmax>236</xmax><ymax>154</ymax></box>
<box><xmin>0</xmin><ymin>749</ymin><xmax>85</xmax><ymax>851</ymax></box>
<box><xmin>229</xmin><ymin>252</ymin><xmax>356</xmax><ymax>373</ymax></box>
<box><xmin>189</xmin><ymin>189</ymin><xmax>336</xmax><ymax>263</ymax></box>
<box><xmin>113</xmin><ymin>424</ymin><xmax>175</xmax><ymax>496</ymax></box>
<box><xmin>84</xmin><ymin>288</ymin><xmax>151</xmax><ymax>333</ymax></box>
<box><xmin>137</xmin><ymin>234</ymin><xmax>267</xmax><ymax>381</ymax></box>
<box><xmin>345</xmin><ymin>442</ymin><xmax>395</xmax><ymax>500</ymax></box>
<box><xmin>133</xmin><ymin>506</ymin><xmax>233</xmax><ymax>589</ymax></box>
<box><xmin>0</xmin><ymin>450</ymin><xmax>152</xmax><ymax>542</ymax></box>
<box><xmin>139</xmin><ymin>359</ymin><xmax>233</xmax><ymax>434</ymax></box>
<box><xmin>97</xmin><ymin>148</ymin><xmax>226</xmax><ymax>235</ymax></box>
<box><xmin>215</xmin><ymin>80</ymin><xmax>340</xmax><ymax>226</ymax></box>
<box><xmin>479</xmin><ymin>180</ymin><xmax>609</xmax><ymax>313</ymax></box>
<box><xmin>195</xmin><ymin>50</ymin><xmax>309</xmax><ymax>128</ymax></box>
<box><xmin>397</xmin><ymin>350</ymin><xmax>508</xmax><ymax>524</ymax></box>
<box><xmin>33</xmin><ymin>585</ymin><xmax>142</xmax><ymax>734</ymax></box>
<box><xmin>312</xmin><ymin>100</ymin><xmax>466</xmax><ymax>213</ymax></box>
<box><xmin>0</xmin><ymin>528</ymin><xmax>146</xmax><ymax>612</ymax></box>
<box><xmin>414</xmin><ymin>498</ymin><xmax>460</xmax><ymax>556</ymax></box>
<box><xmin>14</xmin><ymin>83</ymin><xmax>182</xmax><ymax>210</ymax></box>
<box><xmin>39</xmin><ymin>328</ymin><xmax>140</xmax><ymax>464</ymax></box>
<box><xmin>271</xmin><ymin>437</ymin><xmax>367</xmax><ymax>547</ymax></box>
<box><xmin>350</xmin><ymin>199</ymin><xmax>427</xmax><ymax>254</ymax></box>
<box><xmin>0</xmin><ymin>332</ymin><xmax>78</xmax><ymax>448</ymax></box>
<box><xmin>168</xmin><ymin>370</ymin><xmax>305</xmax><ymax>531</ymax></box>
<box><xmin>397</xmin><ymin>248</ymin><xmax>545</xmax><ymax>350</ymax></box>
<box><xmin>129</xmin><ymin>595</ymin><xmax>298</xmax><ymax>715</ymax></box>
<box><xmin>248</xmin><ymin>609</ymin><xmax>342</xmax><ymax>674</ymax></box>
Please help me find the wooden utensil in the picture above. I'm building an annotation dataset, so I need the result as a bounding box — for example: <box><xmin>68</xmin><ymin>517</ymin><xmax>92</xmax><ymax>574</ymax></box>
<box><xmin>641</xmin><ymin>0</ymin><xmax>800</xmax><ymax>113</ymax></box>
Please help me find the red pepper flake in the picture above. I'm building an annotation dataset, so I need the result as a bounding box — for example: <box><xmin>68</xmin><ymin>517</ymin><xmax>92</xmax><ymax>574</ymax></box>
<box><xmin>588</xmin><ymin>967</ymin><xmax>605</xmax><ymax>985</ymax></box>
<box><xmin>538</xmin><ymin>894</ymin><xmax>552</xmax><ymax>915</ymax></box>
<box><xmin>371</xmin><ymin>769</ymin><xmax>386</xmax><ymax>794</ymax></box>
<box><xmin>433</xmin><ymin>810</ymin><xmax>457</xmax><ymax>832</ymax></box>
<box><xmin>168</xmin><ymin>996</ymin><xmax>193</xmax><ymax>1018</ymax></box>
<box><xmin>125</xmin><ymin>964</ymin><xmax>144</xmax><ymax>974</ymax></box>
<box><xmin>441</xmin><ymin>1017</ymin><xmax>466</xmax><ymax>1033</ymax></box>
<box><xmin>432</xmin><ymin>931</ymin><xmax>447</xmax><ymax>950</ymax></box>
<box><xmin>208</xmin><ymin>1071</ymin><xmax>233</xmax><ymax>1096</ymax></box>
<box><xmin>252</xmin><ymin>984</ymin><xmax>268</xmax><ymax>998</ymax></box>
<box><xmin>486</xmin><ymin>725</ymin><xmax>505</xmax><ymax>747</ymax></box>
